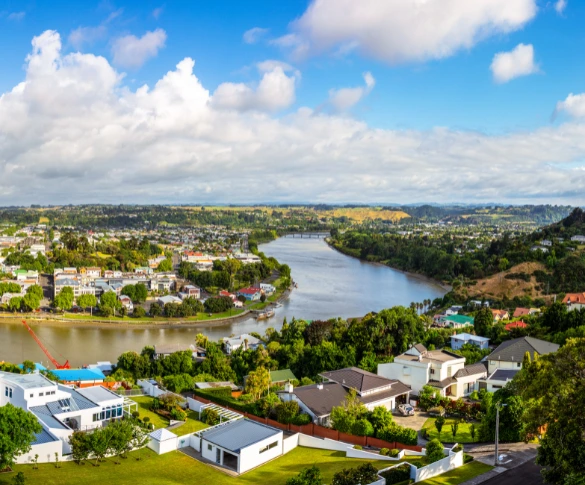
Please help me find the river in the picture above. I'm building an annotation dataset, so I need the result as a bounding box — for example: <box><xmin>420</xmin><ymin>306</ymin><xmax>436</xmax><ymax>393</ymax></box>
<box><xmin>0</xmin><ymin>238</ymin><xmax>446</xmax><ymax>367</ymax></box>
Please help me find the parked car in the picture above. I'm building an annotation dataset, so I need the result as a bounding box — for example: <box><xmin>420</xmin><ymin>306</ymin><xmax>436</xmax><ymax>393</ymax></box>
<box><xmin>398</xmin><ymin>404</ymin><xmax>415</xmax><ymax>416</ymax></box>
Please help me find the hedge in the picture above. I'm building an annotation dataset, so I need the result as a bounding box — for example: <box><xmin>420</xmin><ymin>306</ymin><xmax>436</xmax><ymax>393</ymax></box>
<box><xmin>193</xmin><ymin>388</ymin><xmax>252</xmax><ymax>413</ymax></box>
<box><xmin>380</xmin><ymin>464</ymin><xmax>411</xmax><ymax>485</ymax></box>
<box><xmin>377</xmin><ymin>424</ymin><xmax>418</xmax><ymax>446</ymax></box>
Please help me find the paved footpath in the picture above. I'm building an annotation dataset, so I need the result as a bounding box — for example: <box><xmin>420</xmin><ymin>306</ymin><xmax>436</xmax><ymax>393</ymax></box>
<box><xmin>460</xmin><ymin>443</ymin><xmax>539</xmax><ymax>485</ymax></box>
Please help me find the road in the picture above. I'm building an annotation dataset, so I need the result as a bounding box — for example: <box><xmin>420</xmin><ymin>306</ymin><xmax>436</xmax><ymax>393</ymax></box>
<box><xmin>480</xmin><ymin>460</ymin><xmax>543</xmax><ymax>485</ymax></box>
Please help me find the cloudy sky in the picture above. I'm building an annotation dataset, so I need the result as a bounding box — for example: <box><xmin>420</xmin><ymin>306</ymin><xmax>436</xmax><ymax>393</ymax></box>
<box><xmin>1</xmin><ymin>0</ymin><xmax>585</xmax><ymax>205</ymax></box>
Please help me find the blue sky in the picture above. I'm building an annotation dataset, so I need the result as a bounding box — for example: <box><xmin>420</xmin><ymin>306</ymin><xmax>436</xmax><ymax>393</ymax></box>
<box><xmin>1</xmin><ymin>0</ymin><xmax>585</xmax><ymax>204</ymax></box>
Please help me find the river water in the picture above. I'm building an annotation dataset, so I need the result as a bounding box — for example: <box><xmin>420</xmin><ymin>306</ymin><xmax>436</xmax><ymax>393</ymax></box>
<box><xmin>0</xmin><ymin>238</ymin><xmax>446</xmax><ymax>367</ymax></box>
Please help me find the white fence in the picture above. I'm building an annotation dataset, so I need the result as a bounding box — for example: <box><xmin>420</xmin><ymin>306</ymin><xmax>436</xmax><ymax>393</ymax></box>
<box><xmin>414</xmin><ymin>447</ymin><xmax>464</xmax><ymax>482</ymax></box>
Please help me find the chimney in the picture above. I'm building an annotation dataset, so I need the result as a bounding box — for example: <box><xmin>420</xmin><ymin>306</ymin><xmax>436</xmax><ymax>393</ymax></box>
<box><xmin>317</xmin><ymin>383</ymin><xmax>323</xmax><ymax>390</ymax></box>
<box><xmin>284</xmin><ymin>382</ymin><xmax>294</xmax><ymax>394</ymax></box>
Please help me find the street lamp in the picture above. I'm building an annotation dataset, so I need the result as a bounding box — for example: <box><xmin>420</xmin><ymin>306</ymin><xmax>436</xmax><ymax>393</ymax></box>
<box><xmin>494</xmin><ymin>402</ymin><xmax>508</xmax><ymax>466</ymax></box>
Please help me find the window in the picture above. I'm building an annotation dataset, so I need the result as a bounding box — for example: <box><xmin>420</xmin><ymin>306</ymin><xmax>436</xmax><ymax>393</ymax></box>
<box><xmin>259</xmin><ymin>441</ymin><xmax>279</xmax><ymax>454</ymax></box>
<box><xmin>30</xmin><ymin>394</ymin><xmax>34</xmax><ymax>398</ymax></box>
<box><xmin>39</xmin><ymin>392</ymin><xmax>44</xmax><ymax>397</ymax></box>
<box><xmin>430</xmin><ymin>369</ymin><xmax>435</xmax><ymax>375</ymax></box>
<box><xmin>492</xmin><ymin>385</ymin><xmax>502</xmax><ymax>389</ymax></box>
<box><xmin>117</xmin><ymin>407</ymin><xmax>123</xmax><ymax>417</ymax></box>
<box><xmin>207</xmin><ymin>444</ymin><xmax>212</xmax><ymax>451</ymax></box>
<box><xmin>517</xmin><ymin>362</ymin><xmax>521</xmax><ymax>368</ymax></box>
<box><xmin>93</xmin><ymin>413</ymin><xmax>99</xmax><ymax>422</ymax></box>
<box><xmin>5</xmin><ymin>387</ymin><xmax>12</xmax><ymax>398</ymax></box>
<box><xmin>106</xmin><ymin>409</ymin><xmax>111</xmax><ymax>419</ymax></box>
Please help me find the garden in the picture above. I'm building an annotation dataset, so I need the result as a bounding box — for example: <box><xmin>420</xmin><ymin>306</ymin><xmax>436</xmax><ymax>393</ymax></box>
<box><xmin>421</xmin><ymin>418</ymin><xmax>480</xmax><ymax>444</ymax></box>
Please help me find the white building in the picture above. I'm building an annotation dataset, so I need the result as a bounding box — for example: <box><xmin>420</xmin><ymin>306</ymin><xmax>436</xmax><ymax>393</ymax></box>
<box><xmin>224</xmin><ymin>334</ymin><xmax>262</xmax><ymax>354</ymax></box>
<box><xmin>571</xmin><ymin>235</ymin><xmax>585</xmax><ymax>243</ymax></box>
<box><xmin>260</xmin><ymin>283</ymin><xmax>276</xmax><ymax>295</ymax></box>
<box><xmin>478</xmin><ymin>369</ymin><xmax>519</xmax><ymax>393</ymax></box>
<box><xmin>148</xmin><ymin>428</ymin><xmax>178</xmax><ymax>455</ymax></box>
<box><xmin>486</xmin><ymin>336</ymin><xmax>559</xmax><ymax>374</ymax></box>
<box><xmin>196</xmin><ymin>419</ymin><xmax>283</xmax><ymax>474</ymax></box>
<box><xmin>0</xmin><ymin>371</ymin><xmax>132</xmax><ymax>464</ymax></box>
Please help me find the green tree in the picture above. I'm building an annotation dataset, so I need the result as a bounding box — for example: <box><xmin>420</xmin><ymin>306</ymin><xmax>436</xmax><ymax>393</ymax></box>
<box><xmin>515</xmin><ymin>338</ymin><xmax>585</xmax><ymax>484</ymax></box>
<box><xmin>121</xmin><ymin>285</ymin><xmax>136</xmax><ymax>301</ymax></box>
<box><xmin>8</xmin><ymin>296</ymin><xmax>22</xmax><ymax>312</ymax></box>
<box><xmin>12</xmin><ymin>472</ymin><xmax>25</xmax><ymax>485</ymax></box>
<box><xmin>157</xmin><ymin>258</ymin><xmax>173</xmax><ymax>272</ymax></box>
<box><xmin>0</xmin><ymin>404</ymin><xmax>42</xmax><ymax>471</ymax></box>
<box><xmin>22</xmin><ymin>360</ymin><xmax>35</xmax><ymax>373</ymax></box>
<box><xmin>285</xmin><ymin>465</ymin><xmax>322</xmax><ymax>485</ymax></box>
<box><xmin>134</xmin><ymin>283</ymin><xmax>148</xmax><ymax>303</ymax></box>
<box><xmin>368</xmin><ymin>406</ymin><xmax>394</xmax><ymax>435</ymax></box>
<box><xmin>133</xmin><ymin>306</ymin><xmax>146</xmax><ymax>318</ymax></box>
<box><xmin>245</xmin><ymin>366</ymin><xmax>271</xmax><ymax>400</ymax></box>
<box><xmin>77</xmin><ymin>294</ymin><xmax>97</xmax><ymax>314</ymax></box>
<box><xmin>99</xmin><ymin>291</ymin><xmax>121</xmax><ymax>317</ymax></box>
<box><xmin>330</xmin><ymin>389</ymin><xmax>368</xmax><ymax>434</ymax></box>
<box><xmin>425</xmin><ymin>439</ymin><xmax>445</xmax><ymax>464</ymax></box>
<box><xmin>474</xmin><ymin>307</ymin><xmax>493</xmax><ymax>337</ymax></box>
<box><xmin>149</xmin><ymin>302</ymin><xmax>162</xmax><ymax>317</ymax></box>
<box><xmin>69</xmin><ymin>430</ymin><xmax>92</xmax><ymax>464</ymax></box>
<box><xmin>54</xmin><ymin>286</ymin><xmax>74</xmax><ymax>311</ymax></box>
<box><xmin>435</xmin><ymin>416</ymin><xmax>445</xmax><ymax>439</ymax></box>
<box><xmin>451</xmin><ymin>422</ymin><xmax>459</xmax><ymax>440</ymax></box>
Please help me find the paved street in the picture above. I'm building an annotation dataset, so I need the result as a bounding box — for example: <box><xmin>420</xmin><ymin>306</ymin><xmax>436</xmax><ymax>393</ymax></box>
<box><xmin>481</xmin><ymin>460</ymin><xmax>543</xmax><ymax>485</ymax></box>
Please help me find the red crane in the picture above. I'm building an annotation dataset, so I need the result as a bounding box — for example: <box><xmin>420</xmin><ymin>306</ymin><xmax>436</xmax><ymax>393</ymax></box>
<box><xmin>21</xmin><ymin>320</ymin><xmax>70</xmax><ymax>369</ymax></box>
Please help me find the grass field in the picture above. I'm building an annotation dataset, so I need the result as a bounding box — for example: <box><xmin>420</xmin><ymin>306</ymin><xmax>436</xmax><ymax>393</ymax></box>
<box><xmin>1</xmin><ymin>447</ymin><xmax>394</xmax><ymax>485</ymax></box>
<box><xmin>130</xmin><ymin>397</ymin><xmax>208</xmax><ymax>436</ymax></box>
<box><xmin>422</xmin><ymin>418</ymin><xmax>479</xmax><ymax>443</ymax></box>
<box><xmin>418</xmin><ymin>461</ymin><xmax>494</xmax><ymax>485</ymax></box>
<box><xmin>56</xmin><ymin>309</ymin><xmax>245</xmax><ymax>323</ymax></box>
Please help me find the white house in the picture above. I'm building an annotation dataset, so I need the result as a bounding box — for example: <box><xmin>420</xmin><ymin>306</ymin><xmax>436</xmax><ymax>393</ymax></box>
<box><xmin>260</xmin><ymin>283</ymin><xmax>276</xmax><ymax>295</ymax></box>
<box><xmin>279</xmin><ymin>367</ymin><xmax>410</xmax><ymax>426</ymax></box>
<box><xmin>148</xmin><ymin>428</ymin><xmax>179</xmax><ymax>455</ymax></box>
<box><xmin>450</xmin><ymin>333</ymin><xmax>489</xmax><ymax>350</ymax></box>
<box><xmin>378</xmin><ymin>344</ymin><xmax>487</xmax><ymax>399</ymax></box>
<box><xmin>570</xmin><ymin>235</ymin><xmax>585</xmax><ymax>243</ymax></box>
<box><xmin>224</xmin><ymin>334</ymin><xmax>262</xmax><ymax>354</ymax></box>
<box><xmin>157</xmin><ymin>295</ymin><xmax>182</xmax><ymax>306</ymax></box>
<box><xmin>196</xmin><ymin>419</ymin><xmax>283</xmax><ymax>474</ymax></box>
<box><xmin>562</xmin><ymin>293</ymin><xmax>585</xmax><ymax>311</ymax></box>
<box><xmin>0</xmin><ymin>371</ymin><xmax>132</xmax><ymax>464</ymax></box>
<box><xmin>478</xmin><ymin>369</ymin><xmax>519</xmax><ymax>393</ymax></box>
<box><xmin>486</xmin><ymin>336</ymin><xmax>559</xmax><ymax>374</ymax></box>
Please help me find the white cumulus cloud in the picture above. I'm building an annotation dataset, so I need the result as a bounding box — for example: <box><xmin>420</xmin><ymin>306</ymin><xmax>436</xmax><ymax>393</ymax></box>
<box><xmin>555</xmin><ymin>0</ymin><xmax>567</xmax><ymax>14</ymax></box>
<box><xmin>2</xmin><ymin>30</ymin><xmax>585</xmax><ymax>206</ymax></box>
<box><xmin>243</xmin><ymin>27</ymin><xmax>269</xmax><ymax>44</ymax></box>
<box><xmin>555</xmin><ymin>93</ymin><xmax>585</xmax><ymax>118</ymax></box>
<box><xmin>212</xmin><ymin>65</ymin><xmax>297</xmax><ymax>112</ymax></box>
<box><xmin>112</xmin><ymin>28</ymin><xmax>167</xmax><ymax>68</ymax></box>
<box><xmin>7</xmin><ymin>11</ymin><xmax>25</xmax><ymax>21</ymax></box>
<box><xmin>275</xmin><ymin>0</ymin><xmax>537</xmax><ymax>63</ymax></box>
<box><xmin>328</xmin><ymin>72</ymin><xmax>375</xmax><ymax>112</ymax></box>
<box><xmin>490</xmin><ymin>43</ymin><xmax>539</xmax><ymax>84</ymax></box>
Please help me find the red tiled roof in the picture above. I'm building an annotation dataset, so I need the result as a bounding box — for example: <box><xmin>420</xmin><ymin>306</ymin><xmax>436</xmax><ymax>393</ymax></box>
<box><xmin>505</xmin><ymin>321</ymin><xmax>528</xmax><ymax>331</ymax></box>
<box><xmin>513</xmin><ymin>308</ymin><xmax>530</xmax><ymax>318</ymax></box>
<box><xmin>237</xmin><ymin>287</ymin><xmax>260</xmax><ymax>295</ymax></box>
<box><xmin>562</xmin><ymin>293</ymin><xmax>585</xmax><ymax>304</ymax></box>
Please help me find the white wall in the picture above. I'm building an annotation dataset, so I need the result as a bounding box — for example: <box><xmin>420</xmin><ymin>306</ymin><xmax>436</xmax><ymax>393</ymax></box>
<box><xmin>148</xmin><ymin>436</ymin><xmax>178</xmax><ymax>455</ymax></box>
<box><xmin>16</xmin><ymin>439</ymin><xmax>62</xmax><ymax>465</ymax></box>
<box><xmin>147</xmin><ymin>439</ymin><xmax>161</xmax><ymax>454</ymax></box>
<box><xmin>346</xmin><ymin>447</ymin><xmax>405</xmax><ymax>461</ymax></box>
<box><xmin>378</xmin><ymin>361</ymin><xmax>429</xmax><ymax>395</ymax></box>
<box><xmin>298</xmin><ymin>434</ymin><xmax>349</xmax><ymax>452</ymax></box>
<box><xmin>415</xmin><ymin>449</ymin><xmax>464</xmax><ymax>482</ymax></box>
<box><xmin>239</xmin><ymin>432</ymin><xmax>283</xmax><ymax>474</ymax></box>
<box><xmin>488</xmin><ymin>360</ymin><xmax>522</xmax><ymax>374</ymax></box>
<box><xmin>282</xmin><ymin>434</ymin><xmax>299</xmax><ymax>455</ymax></box>
<box><xmin>187</xmin><ymin>397</ymin><xmax>204</xmax><ymax>413</ymax></box>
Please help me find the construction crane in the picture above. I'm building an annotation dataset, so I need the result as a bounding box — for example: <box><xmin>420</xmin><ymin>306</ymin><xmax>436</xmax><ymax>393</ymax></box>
<box><xmin>21</xmin><ymin>320</ymin><xmax>70</xmax><ymax>369</ymax></box>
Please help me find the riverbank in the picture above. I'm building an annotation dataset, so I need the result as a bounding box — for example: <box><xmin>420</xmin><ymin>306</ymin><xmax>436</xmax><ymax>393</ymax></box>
<box><xmin>325</xmin><ymin>238</ymin><xmax>452</xmax><ymax>293</ymax></box>
<box><xmin>0</xmin><ymin>286</ymin><xmax>294</xmax><ymax>330</ymax></box>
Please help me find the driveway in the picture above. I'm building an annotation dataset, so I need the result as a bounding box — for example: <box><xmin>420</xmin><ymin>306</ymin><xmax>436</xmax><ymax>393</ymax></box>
<box><xmin>392</xmin><ymin>411</ymin><xmax>428</xmax><ymax>434</ymax></box>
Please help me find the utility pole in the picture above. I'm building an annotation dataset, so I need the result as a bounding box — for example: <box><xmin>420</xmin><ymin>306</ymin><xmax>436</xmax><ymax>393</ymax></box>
<box><xmin>494</xmin><ymin>403</ymin><xmax>507</xmax><ymax>466</ymax></box>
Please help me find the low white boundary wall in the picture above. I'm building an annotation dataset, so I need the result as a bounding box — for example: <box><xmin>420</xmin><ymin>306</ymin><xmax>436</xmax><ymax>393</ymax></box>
<box><xmin>414</xmin><ymin>447</ymin><xmax>464</xmax><ymax>482</ymax></box>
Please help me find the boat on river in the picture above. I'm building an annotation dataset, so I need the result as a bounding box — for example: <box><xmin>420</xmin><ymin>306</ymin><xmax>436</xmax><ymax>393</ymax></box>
<box><xmin>255</xmin><ymin>309</ymin><xmax>275</xmax><ymax>320</ymax></box>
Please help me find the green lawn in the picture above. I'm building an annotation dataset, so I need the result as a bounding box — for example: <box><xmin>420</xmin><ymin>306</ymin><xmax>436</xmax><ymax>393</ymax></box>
<box><xmin>130</xmin><ymin>397</ymin><xmax>208</xmax><ymax>436</ymax></box>
<box><xmin>45</xmin><ymin>309</ymin><xmax>245</xmax><ymax>323</ymax></box>
<box><xmin>417</xmin><ymin>461</ymin><xmax>494</xmax><ymax>485</ymax></box>
<box><xmin>422</xmin><ymin>418</ymin><xmax>480</xmax><ymax>443</ymax></box>
<box><xmin>1</xmin><ymin>447</ymin><xmax>393</xmax><ymax>485</ymax></box>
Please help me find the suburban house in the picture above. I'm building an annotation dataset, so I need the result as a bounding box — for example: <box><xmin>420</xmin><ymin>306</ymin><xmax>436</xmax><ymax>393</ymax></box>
<box><xmin>445</xmin><ymin>305</ymin><xmax>463</xmax><ymax>316</ymax></box>
<box><xmin>195</xmin><ymin>419</ymin><xmax>283</xmax><ymax>474</ymax></box>
<box><xmin>439</xmin><ymin>314</ymin><xmax>474</xmax><ymax>328</ymax></box>
<box><xmin>505</xmin><ymin>321</ymin><xmax>528</xmax><ymax>331</ymax></box>
<box><xmin>153</xmin><ymin>343</ymin><xmax>206</xmax><ymax>361</ymax></box>
<box><xmin>50</xmin><ymin>368</ymin><xmax>106</xmax><ymax>388</ymax></box>
<box><xmin>270</xmin><ymin>369</ymin><xmax>297</xmax><ymax>385</ymax></box>
<box><xmin>279</xmin><ymin>367</ymin><xmax>411</xmax><ymax>426</ymax></box>
<box><xmin>450</xmin><ymin>333</ymin><xmax>489</xmax><ymax>350</ymax></box>
<box><xmin>180</xmin><ymin>285</ymin><xmax>201</xmax><ymax>299</ymax></box>
<box><xmin>0</xmin><ymin>371</ymin><xmax>133</xmax><ymax>464</ymax></box>
<box><xmin>491</xmin><ymin>309</ymin><xmax>510</xmax><ymax>322</ymax></box>
<box><xmin>157</xmin><ymin>295</ymin><xmax>182</xmax><ymax>306</ymax></box>
<box><xmin>378</xmin><ymin>344</ymin><xmax>486</xmax><ymax>398</ymax></box>
<box><xmin>513</xmin><ymin>307</ymin><xmax>540</xmax><ymax>318</ymax></box>
<box><xmin>562</xmin><ymin>293</ymin><xmax>585</xmax><ymax>311</ymax></box>
<box><xmin>570</xmin><ymin>235</ymin><xmax>585</xmax><ymax>243</ymax></box>
<box><xmin>236</xmin><ymin>287</ymin><xmax>262</xmax><ymax>301</ymax></box>
<box><xmin>486</xmin><ymin>336</ymin><xmax>560</xmax><ymax>374</ymax></box>
<box><xmin>260</xmin><ymin>283</ymin><xmax>276</xmax><ymax>295</ymax></box>
<box><xmin>224</xmin><ymin>334</ymin><xmax>262</xmax><ymax>354</ymax></box>
<box><xmin>119</xmin><ymin>295</ymin><xmax>134</xmax><ymax>312</ymax></box>
<box><xmin>479</xmin><ymin>369</ymin><xmax>519</xmax><ymax>393</ymax></box>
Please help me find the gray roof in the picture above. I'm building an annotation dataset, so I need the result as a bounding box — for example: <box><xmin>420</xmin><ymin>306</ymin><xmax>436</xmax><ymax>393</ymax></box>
<box><xmin>282</xmin><ymin>380</ymin><xmax>410</xmax><ymax>418</ymax></box>
<box><xmin>150</xmin><ymin>428</ymin><xmax>177</xmax><ymax>442</ymax></box>
<box><xmin>413</xmin><ymin>344</ymin><xmax>427</xmax><ymax>353</ymax></box>
<box><xmin>76</xmin><ymin>386</ymin><xmax>122</xmax><ymax>404</ymax></box>
<box><xmin>30</xmin><ymin>407</ymin><xmax>68</xmax><ymax>430</ymax></box>
<box><xmin>429</xmin><ymin>377</ymin><xmax>457</xmax><ymax>389</ymax></box>
<box><xmin>32</xmin><ymin>428</ymin><xmax>59</xmax><ymax>445</ymax></box>
<box><xmin>0</xmin><ymin>371</ymin><xmax>55</xmax><ymax>389</ymax></box>
<box><xmin>320</xmin><ymin>367</ymin><xmax>397</xmax><ymax>393</ymax></box>
<box><xmin>454</xmin><ymin>362</ymin><xmax>488</xmax><ymax>378</ymax></box>
<box><xmin>200</xmin><ymin>419</ymin><xmax>281</xmax><ymax>453</ymax></box>
<box><xmin>488</xmin><ymin>337</ymin><xmax>559</xmax><ymax>363</ymax></box>
<box><xmin>486</xmin><ymin>369</ymin><xmax>520</xmax><ymax>382</ymax></box>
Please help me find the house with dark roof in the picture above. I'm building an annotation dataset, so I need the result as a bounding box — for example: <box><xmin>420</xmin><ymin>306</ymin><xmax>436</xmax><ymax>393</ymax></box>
<box><xmin>196</xmin><ymin>418</ymin><xmax>283</xmax><ymax>474</ymax></box>
<box><xmin>478</xmin><ymin>369</ymin><xmax>520</xmax><ymax>393</ymax></box>
<box><xmin>278</xmin><ymin>367</ymin><xmax>411</xmax><ymax>426</ymax></box>
<box><xmin>486</xmin><ymin>336</ymin><xmax>559</xmax><ymax>374</ymax></box>
<box><xmin>378</xmin><ymin>344</ymin><xmax>487</xmax><ymax>399</ymax></box>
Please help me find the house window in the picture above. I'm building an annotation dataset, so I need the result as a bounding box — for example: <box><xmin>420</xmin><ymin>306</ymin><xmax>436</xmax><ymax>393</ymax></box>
<box><xmin>208</xmin><ymin>444</ymin><xmax>213</xmax><ymax>451</ymax></box>
<box><xmin>492</xmin><ymin>385</ymin><xmax>502</xmax><ymax>389</ymax></box>
<box><xmin>30</xmin><ymin>394</ymin><xmax>34</xmax><ymax>398</ymax></box>
<box><xmin>93</xmin><ymin>413</ymin><xmax>99</xmax><ymax>422</ymax></box>
<box><xmin>39</xmin><ymin>392</ymin><xmax>44</xmax><ymax>397</ymax></box>
<box><xmin>517</xmin><ymin>362</ymin><xmax>521</xmax><ymax>368</ymax></box>
<box><xmin>259</xmin><ymin>441</ymin><xmax>279</xmax><ymax>454</ymax></box>
<box><xmin>430</xmin><ymin>369</ymin><xmax>435</xmax><ymax>375</ymax></box>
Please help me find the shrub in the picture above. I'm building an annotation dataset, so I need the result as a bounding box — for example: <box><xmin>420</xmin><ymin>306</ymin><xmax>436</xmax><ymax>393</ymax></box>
<box><xmin>425</xmin><ymin>439</ymin><xmax>445</xmax><ymax>465</ymax></box>
<box><xmin>331</xmin><ymin>463</ymin><xmax>378</xmax><ymax>485</ymax></box>
<box><xmin>380</xmin><ymin>448</ymin><xmax>389</xmax><ymax>456</ymax></box>
<box><xmin>428</xmin><ymin>406</ymin><xmax>445</xmax><ymax>417</ymax></box>
<box><xmin>201</xmin><ymin>408</ymin><xmax>220</xmax><ymax>426</ymax></box>
<box><xmin>170</xmin><ymin>407</ymin><xmax>187</xmax><ymax>421</ymax></box>
<box><xmin>453</xmin><ymin>444</ymin><xmax>463</xmax><ymax>452</ymax></box>
<box><xmin>143</xmin><ymin>417</ymin><xmax>150</xmax><ymax>424</ymax></box>
<box><xmin>463</xmin><ymin>453</ymin><xmax>474</xmax><ymax>464</ymax></box>
<box><xmin>390</xmin><ymin>448</ymin><xmax>400</xmax><ymax>457</ymax></box>
<box><xmin>469</xmin><ymin>391</ymin><xmax>479</xmax><ymax>401</ymax></box>
<box><xmin>351</xmin><ymin>418</ymin><xmax>374</xmax><ymax>437</ymax></box>
<box><xmin>131</xmin><ymin>411</ymin><xmax>140</xmax><ymax>419</ymax></box>
<box><xmin>380</xmin><ymin>463</ymin><xmax>411</xmax><ymax>485</ymax></box>
<box><xmin>353</xmin><ymin>445</ymin><xmax>362</xmax><ymax>450</ymax></box>
<box><xmin>378</xmin><ymin>424</ymin><xmax>418</xmax><ymax>446</ymax></box>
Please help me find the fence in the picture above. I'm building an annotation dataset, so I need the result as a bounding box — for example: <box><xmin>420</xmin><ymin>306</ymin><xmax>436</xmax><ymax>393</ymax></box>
<box><xmin>187</xmin><ymin>395</ymin><xmax>423</xmax><ymax>453</ymax></box>
<box><xmin>116</xmin><ymin>389</ymin><xmax>145</xmax><ymax>397</ymax></box>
